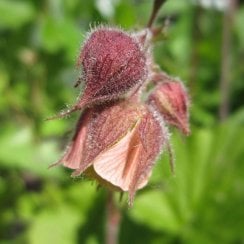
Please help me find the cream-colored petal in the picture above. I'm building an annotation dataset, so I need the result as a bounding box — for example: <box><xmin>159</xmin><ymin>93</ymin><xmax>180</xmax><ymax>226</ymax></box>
<box><xmin>93</xmin><ymin>128</ymin><xmax>148</xmax><ymax>191</ymax></box>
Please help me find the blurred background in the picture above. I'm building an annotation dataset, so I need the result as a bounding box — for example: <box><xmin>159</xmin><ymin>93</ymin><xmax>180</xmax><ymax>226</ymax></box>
<box><xmin>0</xmin><ymin>0</ymin><xmax>244</xmax><ymax>243</ymax></box>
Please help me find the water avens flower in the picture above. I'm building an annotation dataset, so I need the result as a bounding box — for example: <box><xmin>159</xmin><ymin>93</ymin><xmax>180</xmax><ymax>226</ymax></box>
<box><xmin>50</xmin><ymin>4</ymin><xmax>191</xmax><ymax>205</ymax></box>
<box><xmin>54</xmin><ymin>100</ymin><xmax>167</xmax><ymax>204</ymax></box>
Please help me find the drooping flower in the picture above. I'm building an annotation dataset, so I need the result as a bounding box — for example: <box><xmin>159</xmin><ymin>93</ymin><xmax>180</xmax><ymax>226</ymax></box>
<box><xmin>147</xmin><ymin>80</ymin><xmax>190</xmax><ymax>135</ymax></box>
<box><xmin>55</xmin><ymin>100</ymin><xmax>167</xmax><ymax>204</ymax></box>
<box><xmin>49</xmin><ymin>18</ymin><xmax>191</xmax><ymax>206</ymax></box>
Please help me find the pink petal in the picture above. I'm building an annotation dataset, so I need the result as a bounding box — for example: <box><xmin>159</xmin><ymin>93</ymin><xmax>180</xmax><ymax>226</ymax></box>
<box><xmin>92</xmin><ymin>125</ymin><xmax>140</xmax><ymax>191</ymax></box>
<box><xmin>128</xmin><ymin>110</ymin><xmax>167</xmax><ymax>204</ymax></box>
<box><xmin>92</xmin><ymin>120</ymin><xmax>149</xmax><ymax>191</ymax></box>
<box><xmin>92</xmin><ymin>108</ymin><xmax>167</xmax><ymax>205</ymax></box>
<box><xmin>72</xmin><ymin>101</ymin><xmax>145</xmax><ymax>176</ymax></box>
<box><xmin>54</xmin><ymin>110</ymin><xmax>91</xmax><ymax>169</ymax></box>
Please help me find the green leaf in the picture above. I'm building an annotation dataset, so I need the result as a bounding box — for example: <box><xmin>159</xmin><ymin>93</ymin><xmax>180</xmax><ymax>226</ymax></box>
<box><xmin>0</xmin><ymin>0</ymin><xmax>35</xmax><ymax>29</ymax></box>
<box><xmin>0</xmin><ymin>126</ymin><xmax>63</xmax><ymax>178</ymax></box>
<box><xmin>28</xmin><ymin>205</ymin><xmax>82</xmax><ymax>244</ymax></box>
<box><xmin>38</xmin><ymin>16</ymin><xmax>82</xmax><ymax>61</ymax></box>
<box><xmin>188</xmin><ymin>129</ymin><xmax>214</xmax><ymax>208</ymax></box>
<box><xmin>129</xmin><ymin>190</ymin><xmax>181</xmax><ymax>233</ymax></box>
<box><xmin>114</xmin><ymin>1</ymin><xmax>136</xmax><ymax>28</ymax></box>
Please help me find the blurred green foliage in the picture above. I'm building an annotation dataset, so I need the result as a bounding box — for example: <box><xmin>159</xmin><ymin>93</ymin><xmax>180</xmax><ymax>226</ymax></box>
<box><xmin>0</xmin><ymin>0</ymin><xmax>243</xmax><ymax>243</ymax></box>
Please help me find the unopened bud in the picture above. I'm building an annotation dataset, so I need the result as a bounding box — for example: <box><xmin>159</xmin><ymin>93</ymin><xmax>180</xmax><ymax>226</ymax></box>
<box><xmin>55</xmin><ymin>27</ymin><xmax>148</xmax><ymax>119</ymax></box>
<box><xmin>148</xmin><ymin>81</ymin><xmax>190</xmax><ymax>135</ymax></box>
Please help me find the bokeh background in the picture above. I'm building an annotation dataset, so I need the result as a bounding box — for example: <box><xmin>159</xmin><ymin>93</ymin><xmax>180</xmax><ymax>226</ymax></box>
<box><xmin>0</xmin><ymin>0</ymin><xmax>244</xmax><ymax>243</ymax></box>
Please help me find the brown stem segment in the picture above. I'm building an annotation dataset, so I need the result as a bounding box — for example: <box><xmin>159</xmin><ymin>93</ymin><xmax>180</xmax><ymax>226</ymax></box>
<box><xmin>147</xmin><ymin>0</ymin><xmax>168</xmax><ymax>28</ymax></box>
<box><xmin>188</xmin><ymin>5</ymin><xmax>202</xmax><ymax>95</ymax></box>
<box><xmin>219</xmin><ymin>0</ymin><xmax>237</xmax><ymax>121</ymax></box>
<box><xmin>166</xmin><ymin>140</ymin><xmax>175</xmax><ymax>175</ymax></box>
<box><xmin>106</xmin><ymin>192</ymin><xmax>121</xmax><ymax>244</ymax></box>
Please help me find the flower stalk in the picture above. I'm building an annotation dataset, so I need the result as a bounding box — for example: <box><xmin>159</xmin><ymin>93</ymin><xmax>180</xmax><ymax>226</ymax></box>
<box><xmin>106</xmin><ymin>192</ymin><xmax>121</xmax><ymax>244</ymax></box>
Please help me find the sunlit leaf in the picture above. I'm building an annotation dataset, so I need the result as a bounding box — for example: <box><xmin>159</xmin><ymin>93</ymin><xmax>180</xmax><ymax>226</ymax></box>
<box><xmin>0</xmin><ymin>0</ymin><xmax>35</xmax><ymax>29</ymax></box>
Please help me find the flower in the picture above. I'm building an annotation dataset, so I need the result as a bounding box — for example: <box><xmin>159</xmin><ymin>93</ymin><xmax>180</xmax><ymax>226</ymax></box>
<box><xmin>147</xmin><ymin>80</ymin><xmax>190</xmax><ymax>135</ymax></box>
<box><xmin>55</xmin><ymin>100</ymin><xmax>167</xmax><ymax>204</ymax></box>
<box><xmin>50</xmin><ymin>22</ymin><xmax>191</xmax><ymax>205</ymax></box>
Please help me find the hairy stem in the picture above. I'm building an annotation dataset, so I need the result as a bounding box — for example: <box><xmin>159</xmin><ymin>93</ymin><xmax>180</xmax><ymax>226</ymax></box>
<box><xmin>219</xmin><ymin>0</ymin><xmax>237</xmax><ymax>121</ymax></box>
<box><xmin>105</xmin><ymin>192</ymin><xmax>121</xmax><ymax>244</ymax></box>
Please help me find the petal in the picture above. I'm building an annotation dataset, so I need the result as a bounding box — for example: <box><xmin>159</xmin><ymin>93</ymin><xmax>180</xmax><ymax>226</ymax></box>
<box><xmin>72</xmin><ymin>101</ymin><xmax>144</xmax><ymax>176</ymax></box>
<box><xmin>92</xmin><ymin>108</ymin><xmax>167</xmax><ymax>206</ymax></box>
<box><xmin>128</xmin><ymin>110</ymin><xmax>167</xmax><ymax>204</ymax></box>
<box><xmin>53</xmin><ymin>110</ymin><xmax>91</xmax><ymax>169</ymax></box>
<box><xmin>92</xmin><ymin>125</ymin><xmax>140</xmax><ymax>191</ymax></box>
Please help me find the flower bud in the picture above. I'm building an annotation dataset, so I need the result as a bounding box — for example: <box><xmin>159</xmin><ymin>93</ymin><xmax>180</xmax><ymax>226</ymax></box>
<box><xmin>148</xmin><ymin>81</ymin><xmax>190</xmax><ymax>135</ymax></box>
<box><xmin>57</xmin><ymin>27</ymin><xmax>148</xmax><ymax>119</ymax></box>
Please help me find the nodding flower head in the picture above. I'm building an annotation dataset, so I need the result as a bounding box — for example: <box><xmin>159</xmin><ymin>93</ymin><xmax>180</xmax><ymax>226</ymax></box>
<box><xmin>148</xmin><ymin>80</ymin><xmax>190</xmax><ymax>135</ymax></box>
<box><xmin>53</xmin><ymin>100</ymin><xmax>167</xmax><ymax>205</ymax></box>
<box><xmin>49</xmin><ymin>17</ymin><xmax>191</xmax><ymax>206</ymax></box>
